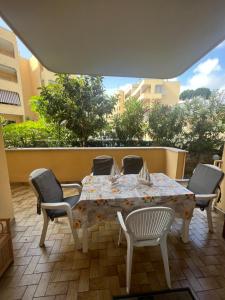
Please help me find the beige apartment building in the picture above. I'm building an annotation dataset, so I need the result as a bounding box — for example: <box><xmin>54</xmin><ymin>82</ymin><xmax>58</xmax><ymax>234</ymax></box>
<box><xmin>0</xmin><ymin>27</ymin><xmax>55</xmax><ymax>123</ymax></box>
<box><xmin>114</xmin><ymin>79</ymin><xmax>180</xmax><ymax>115</ymax></box>
<box><xmin>0</xmin><ymin>27</ymin><xmax>25</xmax><ymax>122</ymax></box>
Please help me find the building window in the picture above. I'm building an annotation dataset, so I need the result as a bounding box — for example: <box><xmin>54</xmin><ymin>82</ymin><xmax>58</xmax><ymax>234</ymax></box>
<box><xmin>0</xmin><ymin>37</ymin><xmax>15</xmax><ymax>58</ymax></box>
<box><xmin>0</xmin><ymin>64</ymin><xmax>17</xmax><ymax>82</ymax></box>
<box><xmin>0</xmin><ymin>89</ymin><xmax>21</xmax><ymax>106</ymax></box>
<box><xmin>155</xmin><ymin>84</ymin><xmax>164</xmax><ymax>94</ymax></box>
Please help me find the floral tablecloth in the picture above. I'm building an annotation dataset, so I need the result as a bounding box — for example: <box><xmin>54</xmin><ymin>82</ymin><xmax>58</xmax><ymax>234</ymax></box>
<box><xmin>72</xmin><ymin>173</ymin><xmax>195</xmax><ymax>229</ymax></box>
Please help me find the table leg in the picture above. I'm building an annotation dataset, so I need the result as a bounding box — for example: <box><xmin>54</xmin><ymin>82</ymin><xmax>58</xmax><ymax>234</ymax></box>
<box><xmin>181</xmin><ymin>218</ymin><xmax>191</xmax><ymax>243</ymax></box>
<box><xmin>82</xmin><ymin>226</ymin><xmax>88</xmax><ymax>253</ymax></box>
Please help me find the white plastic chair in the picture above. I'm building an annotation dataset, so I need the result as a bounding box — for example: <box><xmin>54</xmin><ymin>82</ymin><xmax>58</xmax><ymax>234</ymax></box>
<box><xmin>117</xmin><ymin>207</ymin><xmax>175</xmax><ymax>293</ymax></box>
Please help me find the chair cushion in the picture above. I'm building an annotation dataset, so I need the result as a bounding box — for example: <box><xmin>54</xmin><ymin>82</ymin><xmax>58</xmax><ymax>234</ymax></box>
<box><xmin>31</xmin><ymin>169</ymin><xmax>63</xmax><ymax>203</ymax></box>
<box><xmin>93</xmin><ymin>156</ymin><xmax>114</xmax><ymax>175</ymax></box>
<box><xmin>123</xmin><ymin>155</ymin><xmax>143</xmax><ymax>174</ymax></box>
<box><xmin>46</xmin><ymin>195</ymin><xmax>80</xmax><ymax>219</ymax></box>
<box><xmin>188</xmin><ymin>163</ymin><xmax>224</xmax><ymax>195</ymax></box>
<box><xmin>195</xmin><ymin>198</ymin><xmax>211</xmax><ymax>209</ymax></box>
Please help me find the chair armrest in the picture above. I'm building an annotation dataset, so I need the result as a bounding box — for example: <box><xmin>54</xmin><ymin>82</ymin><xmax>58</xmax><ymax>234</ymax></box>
<box><xmin>117</xmin><ymin>211</ymin><xmax>127</xmax><ymax>232</ymax></box>
<box><xmin>176</xmin><ymin>179</ymin><xmax>189</xmax><ymax>187</ymax></box>
<box><xmin>195</xmin><ymin>194</ymin><xmax>217</xmax><ymax>201</ymax></box>
<box><xmin>61</xmin><ymin>183</ymin><xmax>82</xmax><ymax>191</ymax></box>
<box><xmin>41</xmin><ymin>202</ymin><xmax>71</xmax><ymax>212</ymax></box>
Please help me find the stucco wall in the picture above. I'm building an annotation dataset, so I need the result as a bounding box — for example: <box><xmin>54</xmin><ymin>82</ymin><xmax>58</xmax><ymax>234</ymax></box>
<box><xmin>0</xmin><ymin>126</ymin><xmax>14</xmax><ymax>219</ymax></box>
<box><xmin>19</xmin><ymin>57</ymin><xmax>38</xmax><ymax>120</ymax></box>
<box><xmin>0</xmin><ymin>27</ymin><xmax>25</xmax><ymax>121</ymax></box>
<box><xmin>5</xmin><ymin>147</ymin><xmax>186</xmax><ymax>183</ymax></box>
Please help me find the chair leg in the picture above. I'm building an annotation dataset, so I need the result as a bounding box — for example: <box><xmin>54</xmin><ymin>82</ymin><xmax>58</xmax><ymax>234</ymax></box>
<box><xmin>126</xmin><ymin>238</ymin><xmax>133</xmax><ymax>294</ymax></box>
<box><xmin>118</xmin><ymin>228</ymin><xmax>122</xmax><ymax>246</ymax></box>
<box><xmin>160</xmin><ymin>236</ymin><xmax>171</xmax><ymax>288</ymax></box>
<box><xmin>206</xmin><ymin>205</ymin><xmax>213</xmax><ymax>233</ymax></box>
<box><xmin>40</xmin><ymin>209</ymin><xmax>49</xmax><ymax>247</ymax></box>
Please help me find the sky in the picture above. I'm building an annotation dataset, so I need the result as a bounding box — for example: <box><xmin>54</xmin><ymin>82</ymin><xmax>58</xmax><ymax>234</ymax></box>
<box><xmin>1</xmin><ymin>18</ymin><xmax>225</xmax><ymax>95</ymax></box>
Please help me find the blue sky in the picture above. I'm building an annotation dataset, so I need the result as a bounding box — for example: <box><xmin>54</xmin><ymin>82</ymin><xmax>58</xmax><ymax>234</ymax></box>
<box><xmin>1</xmin><ymin>18</ymin><xmax>225</xmax><ymax>94</ymax></box>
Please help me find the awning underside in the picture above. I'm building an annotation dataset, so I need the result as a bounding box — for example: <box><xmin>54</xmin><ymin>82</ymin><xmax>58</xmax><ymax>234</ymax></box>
<box><xmin>1</xmin><ymin>0</ymin><xmax>225</xmax><ymax>78</ymax></box>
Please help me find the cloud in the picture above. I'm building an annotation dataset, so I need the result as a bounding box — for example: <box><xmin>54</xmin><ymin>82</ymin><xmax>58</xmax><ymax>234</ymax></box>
<box><xmin>105</xmin><ymin>88</ymin><xmax>117</xmax><ymax>96</ymax></box>
<box><xmin>181</xmin><ymin>58</ymin><xmax>225</xmax><ymax>92</ymax></box>
<box><xmin>167</xmin><ymin>77</ymin><xmax>178</xmax><ymax>82</ymax></box>
<box><xmin>118</xmin><ymin>83</ymin><xmax>132</xmax><ymax>92</ymax></box>
<box><xmin>105</xmin><ymin>83</ymin><xmax>133</xmax><ymax>96</ymax></box>
<box><xmin>193</xmin><ymin>58</ymin><xmax>221</xmax><ymax>75</ymax></box>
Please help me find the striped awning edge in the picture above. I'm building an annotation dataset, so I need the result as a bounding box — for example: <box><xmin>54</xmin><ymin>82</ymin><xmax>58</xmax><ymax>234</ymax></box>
<box><xmin>0</xmin><ymin>89</ymin><xmax>21</xmax><ymax>106</ymax></box>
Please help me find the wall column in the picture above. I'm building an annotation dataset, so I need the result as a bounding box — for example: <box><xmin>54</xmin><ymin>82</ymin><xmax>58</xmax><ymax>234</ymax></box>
<box><xmin>0</xmin><ymin>126</ymin><xmax>14</xmax><ymax>219</ymax></box>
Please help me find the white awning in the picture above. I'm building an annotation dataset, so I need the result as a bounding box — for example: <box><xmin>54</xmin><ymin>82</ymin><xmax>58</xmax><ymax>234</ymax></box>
<box><xmin>0</xmin><ymin>89</ymin><xmax>21</xmax><ymax>106</ymax></box>
<box><xmin>1</xmin><ymin>0</ymin><xmax>225</xmax><ymax>78</ymax></box>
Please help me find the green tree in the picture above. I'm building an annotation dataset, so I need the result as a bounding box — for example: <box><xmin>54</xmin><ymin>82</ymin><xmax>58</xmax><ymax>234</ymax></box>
<box><xmin>180</xmin><ymin>87</ymin><xmax>211</xmax><ymax>100</ymax></box>
<box><xmin>183</xmin><ymin>92</ymin><xmax>225</xmax><ymax>153</ymax></box>
<box><xmin>112</xmin><ymin>97</ymin><xmax>145</xmax><ymax>142</ymax></box>
<box><xmin>194</xmin><ymin>87</ymin><xmax>211</xmax><ymax>99</ymax></box>
<box><xmin>147</xmin><ymin>103</ymin><xmax>185</xmax><ymax>147</ymax></box>
<box><xmin>32</xmin><ymin>74</ymin><xmax>116</xmax><ymax>146</ymax></box>
<box><xmin>180</xmin><ymin>89</ymin><xmax>194</xmax><ymax>100</ymax></box>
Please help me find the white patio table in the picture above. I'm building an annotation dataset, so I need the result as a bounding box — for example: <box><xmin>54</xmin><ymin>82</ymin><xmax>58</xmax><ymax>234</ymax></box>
<box><xmin>72</xmin><ymin>173</ymin><xmax>195</xmax><ymax>252</ymax></box>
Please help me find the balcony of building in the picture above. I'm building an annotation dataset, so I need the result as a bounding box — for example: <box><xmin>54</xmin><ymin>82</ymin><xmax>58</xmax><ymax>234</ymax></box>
<box><xmin>1</xmin><ymin>2</ymin><xmax>225</xmax><ymax>300</ymax></box>
<box><xmin>1</xmin><ymin>142</ymin><xmax>225</xmax><ymax>299</ymax></box>
<box><xmin>0</xmin><ymin>181</ymin><xmax>223</xmax><ymax>299</ymax></box>
<box><xmin>0</xmin><ymin>64</ymin><xmax>18</xmax><ymax>83</ymax></box>
<box><xmin>0</xmin><ymin>36</ymin><xmax>15</xmax><ymax>59</ymax></box>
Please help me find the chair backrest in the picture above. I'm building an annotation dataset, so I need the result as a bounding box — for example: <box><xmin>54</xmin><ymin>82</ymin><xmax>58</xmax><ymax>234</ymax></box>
<box><xmin>92</xmin><ymin>155</ymin><xmax>114</xmax><ymax>175</ymax></box>
<box><xmin>188</xmin><ymin>163</ymin><xmax>224</xmax><ymax>195</ymax></box>
<box><xmin>122</xmin><ymin>155</ymin><xmax>143</xmax><ymax>174</ymax></box>
<box><xmin>125</xmin><ymin>207</ymin><xmax>175</xmax><ymax>241</ymax></box>
<box><xmin>29</xmin><ymin>168</ymin><xmax>63</xmax><ymax>203</ymax></box>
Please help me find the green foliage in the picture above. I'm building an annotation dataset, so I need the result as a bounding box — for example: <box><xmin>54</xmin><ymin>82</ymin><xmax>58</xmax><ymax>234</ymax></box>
<box><xmin>0</xmin><ymin>116</ymin><xmax>6</xmax><ymax>126</ymax></box>
<box><xmin>182</xmin><ymin>93</ymin><xmax>225</xmax><ymax>153</ymax></box>
<box><xmin>148</xmin><ymin>92</ymin><xmax>225</xmax><ymax>153</ymax></box>
<box><xmin>148</xmin><ymin>103</ymin><xmax>186</xmax><ymax>147</ymax></box>
<box><xmin>112</xmin><ymin>97</ymin><xmax>145</xmax><ymax>141</ymax></box>
<box><xmin>3</xmin><ymin>120</ymin><xmax>73</xmax><ymax>148</ymax></box>
<box><xmin>180</xmin><ymin>87</ymin><xmax>211</xmax><ymax>100</ymax></box>
<box><xmin>32</xmin><ymin>74</ymin><xmax>116</xmax><ymax>146</ymax></box>
<box><xmin>194</xmin><ymin>87</ymin><xmax>211</xmax><ymax>99</ymax></box>
<box><xmin>180</xmin><ymin>89</ymin><xmax>194</xmax><ymax>100</ymax></box>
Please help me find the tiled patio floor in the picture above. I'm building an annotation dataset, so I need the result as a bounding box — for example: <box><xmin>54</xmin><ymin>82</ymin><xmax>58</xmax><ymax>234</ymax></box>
<box><xmin>1</xmin><ymin>184</ymin><xmax>225</xmax><ymax>299</ymax></box>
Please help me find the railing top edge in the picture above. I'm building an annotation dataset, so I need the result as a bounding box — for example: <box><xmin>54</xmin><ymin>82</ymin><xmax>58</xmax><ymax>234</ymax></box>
<box><xmin>5</xmin><ymin>146</ymin><xmax>187</xmax><ymax>153</ymax></box>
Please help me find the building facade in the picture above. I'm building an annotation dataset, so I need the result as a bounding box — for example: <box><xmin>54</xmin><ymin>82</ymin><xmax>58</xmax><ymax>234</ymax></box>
<box><xmin>0</xmin><ymin>27</ymin><xmax>25</xmax><ymax>123</ymax></box>
<box><xmin>0</xmin><ymin>27</ymin><xmax>55</xmax><ymax>123</ymax></box>
<box><xmin>114</xmin><ymin>79</ymin><xmax>180</xmax><ymax>115</ymax></box>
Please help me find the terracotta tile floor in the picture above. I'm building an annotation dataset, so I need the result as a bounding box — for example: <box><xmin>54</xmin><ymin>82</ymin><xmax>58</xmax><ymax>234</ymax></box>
<box><xmin>1</xmin><ymin>184</ymin><xmax>225</xmax><ymax>299</ymax></box>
